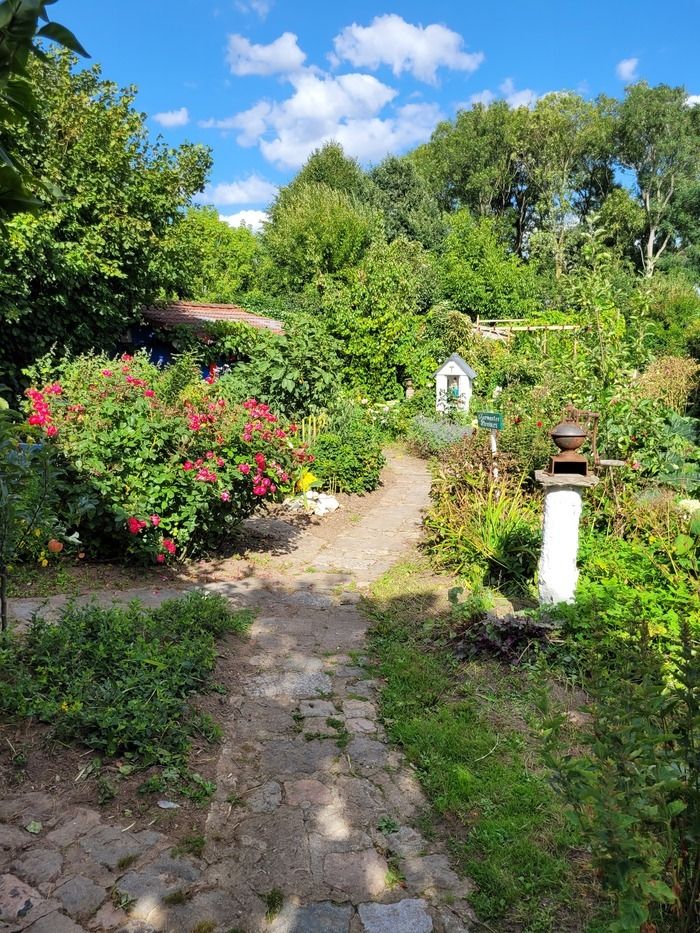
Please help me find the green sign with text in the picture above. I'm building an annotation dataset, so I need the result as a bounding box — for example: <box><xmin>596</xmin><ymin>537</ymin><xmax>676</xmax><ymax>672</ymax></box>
<box><xmin>477</xmin><ymin>411</ymin><xmax>504</xmax><ymax>430</ymax></box>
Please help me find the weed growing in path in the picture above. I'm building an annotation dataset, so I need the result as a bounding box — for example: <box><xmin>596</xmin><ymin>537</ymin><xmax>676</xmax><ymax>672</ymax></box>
<box><xmin>262</xmin><ymin>888</ymin><xmax>284</xmax><ymax>920</ymax></box>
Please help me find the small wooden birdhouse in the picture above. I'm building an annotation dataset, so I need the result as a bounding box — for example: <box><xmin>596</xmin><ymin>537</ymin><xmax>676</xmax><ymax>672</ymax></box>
<box><xmin>434</xmin><ymin>353</ymin><xmax>477</xmax><ymax>413</ymax></box>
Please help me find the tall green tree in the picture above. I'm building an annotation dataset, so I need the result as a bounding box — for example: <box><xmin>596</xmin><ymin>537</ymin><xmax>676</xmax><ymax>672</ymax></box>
<box><xmin>162</xmin><ymin>206</ymin><xmax>258</xmax><ymax>303</ymax></box>
<box><xmin>615</xmin><ymin>82</ymin><xmax>700</xmax><ymax>277</ymax></box>
<box><xmin>272</xmin><ymin>141</ymin><xmax>372</xmax><ymax>212</ymax></box>
<box><xmin>369</xmin><ymin>155</ymin><xmax>446</xmax><ymax>250</ymax></box>
<box><xmin>261</xmin><ymin>181</ymin><xmax>382</xmax><ymax>296</ymax></box>
<box><xmin>663</xmin><ymin>175</ymin><xmax>700</xmax><ymax>280</ymax></box>
<box><xmin>439</xmin><ymin>211</ymin><xmax>540</xmax><ymax>319</ymax></box>
<box><xmin>0</xmin><ymin>52</ymin><xmax>211</xmax><ymax>386</ymax></box>
<box><xmin>412</xmin><ymin>101</ymin><xmax>526</xmax><ymax>223</ymax></box>
<box><xmin>321</xmin><ymin>237</ymin><xmax>437</xmax><ymax>395</ymax></box>
<box><xmin>412</xmin><ymin>94</ymin><xmax>617</xmax><ymax>263</ymax></box>
<box><xmin>595</xmin><ymin>188</ymin><xmax>645</xmax><ymax>267</ymax></box>
<box><xmin>527</xmin><ymin>93</ymin><xmax>614</xmax><ymax>277</ymax></box>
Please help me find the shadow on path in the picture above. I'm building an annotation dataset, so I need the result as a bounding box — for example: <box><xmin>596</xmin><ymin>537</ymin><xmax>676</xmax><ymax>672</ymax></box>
<box><xmin>0</xmin><ymin>450</ymin><xmax>476</xmax><ymax>932</ymax></box>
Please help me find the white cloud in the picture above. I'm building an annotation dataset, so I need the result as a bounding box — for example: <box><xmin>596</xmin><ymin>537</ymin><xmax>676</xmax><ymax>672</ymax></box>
<box><xmin>152</xmin><ymin>106</ymin><xmax>189</xmax><ymax>127</ymax></box>
<box><xmin>466</xmin><ymin>79</ymin><xmax>538</xmax><ymax>110</ymax></box>
<box><xmin>686</xmin><ymin>94</ymin><xmax>700</xmax><ymax>106</ymax></box>
<box><xmin>227</xmin><ymin>31</ymin><xmax>306</xmax><ymax>76</ymax></box>
<box><xmin>235</xmin><ymin>0</ymin><xmax>272</xmax><ymax>18</ymax></box>
<box><xmin>500</xmin><ymin>78</ymin><xmax>537</xmax><ymax>108</ymax></box>
<box><xmin>209</xmin><ymin>70</ymin><xmax>436</xmax><ymax>168</ymax></box>
<box><xmin>219</xmin><ymin>210</ymin><xmax>267</xmax><ymax>232</ymax></box>
<box><xmin>333</xmin><ymin>102</ymin><xmax>443</xmax><ymax>162</ymax></box>
<box><xmin>204</xmin><ymin>174</ymin><xmax>277</xmax><ymax>205</ymax></box>
<box><xmin>469</xmin><ymin>89</ymin><xmax>495</xmax><ymax>107</ymax></box>
<box><xmin>332</xmin><ymin>14</ymin><xmax>483</xmax><ymax>84</ymax></box>
<box><xmin>616</xmin><ymin>57</ymin><xmax>639</xmax><ymax>81</ymax></box>
<box><xmin>199</xmin><ymin>101</ymin><xmax>273</xmax><ymax>141</ymax></box>
<box><xmin>262</xmin><ymin>100</ymin><xmax>442</xmax><ymax>167</ymax></box>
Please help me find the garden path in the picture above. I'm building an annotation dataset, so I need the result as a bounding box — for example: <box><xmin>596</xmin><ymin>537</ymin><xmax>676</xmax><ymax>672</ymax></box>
<box><xmin>1</xmin><ymin>450</ymin><xmax>476</xmax><ymax>932</ymax></box>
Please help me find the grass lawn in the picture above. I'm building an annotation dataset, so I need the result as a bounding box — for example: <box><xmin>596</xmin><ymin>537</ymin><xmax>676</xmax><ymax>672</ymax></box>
<box><xmin>365</xmin><ymin>558</ymin><xmax>612</xmax><ymax>932</ymax></box>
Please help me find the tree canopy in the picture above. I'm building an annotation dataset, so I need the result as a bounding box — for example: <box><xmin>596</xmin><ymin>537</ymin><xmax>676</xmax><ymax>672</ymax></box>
<box><xmin>2</xmin><ymin>55</ymin><xmax>700</xmax><ymax>402</ymax></box>
<box><xmin>163</xmin><ymin>206</ymin><xmax>258</xmax><ymax>303</ymax></box>
<box><xmin>0</xmin><ymin>52</ymin><xmax>211</xmax><ymax>386</ymax></box>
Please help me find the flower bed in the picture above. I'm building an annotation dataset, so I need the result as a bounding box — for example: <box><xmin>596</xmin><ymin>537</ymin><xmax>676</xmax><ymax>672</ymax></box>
<box><xmin>23</xmin><ymin>353</ymin><xmax>310</xmax><ymax>562</ymax></box>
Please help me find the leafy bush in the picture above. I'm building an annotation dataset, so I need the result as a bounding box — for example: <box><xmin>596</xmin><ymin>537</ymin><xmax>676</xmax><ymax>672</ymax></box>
<box><xmin>22</xmin><ymin>352</ymin><xmax>306</xmax><ymax>561</ymax></box>
<box><xmin>544</xmin><ymin>626</ymin><xmax>700</xmax><ymax>932</ymax></box>
<box><xmin>407</xmin><ymin>414</ymin><xmax>473</xmax><ymax>457</ymax></box>
<box><xmin>425</xmin><ymin>476</ymin><xmax>540</xmax><ymax>594</ymax></box>
<box><xmin>262</xmin><ymin>181</ymin><xmax>382</xmax><ymax>293</ymax></box>
<box><xmin>0</xmin><ymin>413</ymin><xmax>61</xmax><ymax>629</ymax></box>
<box><xmin>439</xmin><ymin>211</ymin><xmax>540</xmax><ymax>319</ymax></box>
<box><xmin>548</xmin><ymin>514</ymin><xmax>700</xmax><ymax>672</ymax></box>
<box><xmin>163</xmin><ymin>317</ymin><xmax>342</xmax><ymax>421</ymax></box>
<box><xmin>311</xmin><ymin>402</ymin><xmax>385</xmax><ymax>494</ymax></box>
<box><xmin>0</xmin><ymin>592</ymin><xmax>251</xmax><ymax>769</ymax></box>
<box><xmin>217</xmin><ymin>315</ymin><xmax>342</xmax><ymax>419</ymax></box>
<box><xmin>600</xmin><ymin>393</ymin><xmax>700</xmax><ymax>491</ymax></box>
<box><xmin>0</xmin><ymin>52</ymin><xmax>211</xmax><ymax>390</ymax></box>
<box><xmin>320</xmin><ymin>237</ymin><xmax>439</xmax><ymax>398</ymax></box>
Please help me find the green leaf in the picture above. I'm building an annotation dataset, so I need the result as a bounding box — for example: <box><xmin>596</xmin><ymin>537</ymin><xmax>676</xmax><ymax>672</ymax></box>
<box><xmin>673</xmin><ymin>533</ymin><xmax>694</xmax><ymax>555</ymax></box>
<box><xmin>667</xmin><ymin>798</ymin><xmax>687</xmax><ymax>817</ymax></box>
<box><xmin>35</xmin><ymin>21</ymin><xmax>90</xmax><ymax>57</ymax></box>
<box><xmin>0</xmin><ymin>4</ymin><xmax>14</xmax><ymax>29</ymax></box>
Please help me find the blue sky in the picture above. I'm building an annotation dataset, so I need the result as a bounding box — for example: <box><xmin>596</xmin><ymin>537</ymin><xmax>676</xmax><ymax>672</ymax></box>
<box><xmin>63</xmin><ymin>1</ymin><xmax>700</xmax><ymax>229</ymax></box>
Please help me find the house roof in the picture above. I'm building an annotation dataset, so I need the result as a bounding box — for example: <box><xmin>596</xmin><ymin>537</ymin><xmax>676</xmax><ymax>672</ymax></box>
<box><xmin>434</xmin><ymin>353</ymin><xmax>477</xmax><ymax>380</ymax></box>
<box><xmin>143</xmin><ymin>301</ymin><xmax>284</xmax><ymax>334</ymax></box>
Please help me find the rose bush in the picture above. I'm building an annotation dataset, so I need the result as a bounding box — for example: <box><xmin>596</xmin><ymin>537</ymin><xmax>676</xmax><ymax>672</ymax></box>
<box><xmin>22</xmin><ymin>353</ymin><xmax>309</xmax><ymax>561</ymax></box>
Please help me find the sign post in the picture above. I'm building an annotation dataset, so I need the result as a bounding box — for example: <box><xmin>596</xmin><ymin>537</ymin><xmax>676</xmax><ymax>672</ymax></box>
<box><xmin>476</xmin><ymin>412</ymin><xmax>504</xmax><ymax>481</ymax></box>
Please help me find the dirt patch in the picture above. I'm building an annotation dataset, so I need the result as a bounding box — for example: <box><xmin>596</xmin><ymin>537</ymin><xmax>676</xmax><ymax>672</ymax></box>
<box><xmin>7</xmin><ymin>560</ymin><xmax>181</xmax><ymax>600</ymax></box>
<box><xmin>7</xmin><ymin>484</ymin><xmax>384</xmax><ymax>600</ymax></box>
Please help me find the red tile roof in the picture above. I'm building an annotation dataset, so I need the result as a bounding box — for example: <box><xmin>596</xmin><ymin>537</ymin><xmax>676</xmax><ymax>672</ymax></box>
<box><xmin>144</xmin><ymin>301</ymin><xmax>284</xmax><ymax>334</ymax></box>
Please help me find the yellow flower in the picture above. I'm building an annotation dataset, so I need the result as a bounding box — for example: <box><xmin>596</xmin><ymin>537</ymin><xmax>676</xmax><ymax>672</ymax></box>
<box><xmin>34</xmin><ymin>528</ymin><xmax>42</xmax><ymax>537</ymax></box>
<box><xmin>40</xmin><ymin>558</ymin><xmax>48</xmax><ymax>567</ymax></box>
<box><xmin>297</xmin><ymin>471</ymin><xmax>317</xmax><ymax>493</ymax></box>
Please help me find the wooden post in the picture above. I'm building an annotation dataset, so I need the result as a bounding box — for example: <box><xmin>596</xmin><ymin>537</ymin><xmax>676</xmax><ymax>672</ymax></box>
<box><xmin>490</xmin><ymin>429</ymin><xmax>499</xmax><ymax>481</ymax></box>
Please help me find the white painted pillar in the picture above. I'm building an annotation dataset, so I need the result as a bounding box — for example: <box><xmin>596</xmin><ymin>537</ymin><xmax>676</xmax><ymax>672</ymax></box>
<box><xmin>535</xmin><ymin>472</ymin><xmax>598</xmax><ymax>605</ymax></box>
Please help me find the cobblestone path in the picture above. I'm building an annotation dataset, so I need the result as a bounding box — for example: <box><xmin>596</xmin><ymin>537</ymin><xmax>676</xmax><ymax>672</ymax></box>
<box><xmin>1</xmin><ymin>450</ymin><xmax>475</xmax><ymax>932</ymax></box>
